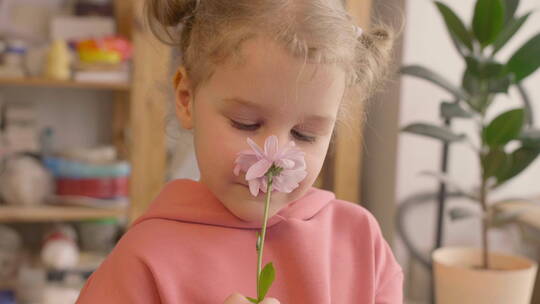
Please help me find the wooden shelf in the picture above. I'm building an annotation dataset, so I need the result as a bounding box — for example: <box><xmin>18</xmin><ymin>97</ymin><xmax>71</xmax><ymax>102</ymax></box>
<box><xmin>0</xmin><ymin>205</ymin><xmax>128</xmax><ymax>223</ymax></box>
<box><xmin>0</xmin><ymin>77</ymin><xmax>130</xmax><ymax>91</ymax></box>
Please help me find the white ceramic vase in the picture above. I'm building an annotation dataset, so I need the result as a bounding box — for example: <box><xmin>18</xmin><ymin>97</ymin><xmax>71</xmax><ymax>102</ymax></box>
<box><xmin>433</xmin><ymin>247</ymin><xmax>538</xmax><ymax>304</ymax></box>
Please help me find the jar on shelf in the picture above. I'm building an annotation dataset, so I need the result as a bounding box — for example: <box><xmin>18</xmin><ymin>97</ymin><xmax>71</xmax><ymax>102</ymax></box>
<box><xmin>77</xmin><ymin>218</ymin><xmax>119</xmax><ymax>253</ymax></box>
<box><xmin>0</xmin><ymin>40</ymin><xmax>27</xmax><ymax>78</ymax></box>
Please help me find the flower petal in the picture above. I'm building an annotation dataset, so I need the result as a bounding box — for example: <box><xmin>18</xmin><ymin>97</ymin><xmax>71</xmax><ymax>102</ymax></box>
<box><xmin>246</xmin><ymin>138</ymin><xmax>265</xmax><ymax>158</ymax></box>
<box><xmin>248</xmin><ymin>179</ymin><xmax>260</xmax><ymax>196</ymax></box>
<box><xmin>275</xmin><ymin>158</ymin><xmax>295</xmax><ymax>169</ymax></box>
<box><xmin>260</xmin><ymin>177</ymin><xmax>268</xmax><ymax>193</ymax></box>
<box><xmin>274</xmin><ymin>141</ymin><xmax>296</xmax><ymax>159</ymax></box>
<box><xmin>245</xmin><ymin>159</ymin><xmax>272</xmax><ymax>180</ymax></box>
<box><xmin>234</xmin><ymin>152</ymin><xmax>259</xmax><ymax>173</ymax></box>
<box><xmin>264</xmin><ymin>135</ymin><xmax>279</xmax><ymax>159</ymax></box>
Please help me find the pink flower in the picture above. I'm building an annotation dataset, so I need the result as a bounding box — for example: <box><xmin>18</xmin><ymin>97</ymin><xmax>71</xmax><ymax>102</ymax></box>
<box><xmin>233</xmin><ymin>135</ymin><xmax>307</xmax><ymax>196</ymax></box>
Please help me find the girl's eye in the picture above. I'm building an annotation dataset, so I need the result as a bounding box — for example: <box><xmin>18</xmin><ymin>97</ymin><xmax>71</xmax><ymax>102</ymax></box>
<box><xmin>230</xmin><ymin>119</ymin><xmax>316</xmax><ymax>143</ymax></box>
<box><xmin>292</xmin><ymin>129</ymin><xmax>316</xmax><ymax>143</ymax></box>
<box><xmin>230</xmin><ymin>119</ymin><xmax>260</xmax><ymax>131</ymax></box>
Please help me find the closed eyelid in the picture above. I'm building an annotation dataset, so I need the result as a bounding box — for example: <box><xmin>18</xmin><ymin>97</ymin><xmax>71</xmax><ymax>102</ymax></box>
<box><xmin>221</xmin><ymin>97</ymin><xmax>334</xmax><ymax>132</ymax></box>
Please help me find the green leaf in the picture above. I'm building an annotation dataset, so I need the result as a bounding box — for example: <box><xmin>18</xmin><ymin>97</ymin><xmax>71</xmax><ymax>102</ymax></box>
<box><xmin>448</xmin><ymin>207</ymin><xmax>480</xmax><ymax>221</ymax></box>
<box><xmin>507</xmin><ymin>32</ymin><xmax>540</xmax><ymax>82</ymax></box>
<box><xmin>258</xmin><ymin>263</ymin><xmax>275</xmax><ymax>302</ymax></box>
<box><xmin>401</xmin><ymin>65</ymin><xmax>468</xmax><ymax>100</ymax></box>
<box><xmin>483</xmin><ymin>109</ymin><xmax>524</xmax><ymax>146</ymax></box>
<box><xmin>463</xmin><ymin>57</ymin><xmax>511</xmax><ymax>94</ymax></box>
<box><xmin>465</xmin><ymin>56</ymin><xmax>505</xmax><ymax>78</ymax></box>
<box><xmin>246</xmin><ymin>297</ymin><xmax>259</xmax><ymax>304</ymax></box>
<box><xmin>495</xmin><ymin>146</ymin><xmax>540</xmax><ymax>185</ymax></box>
<box><xmin>462</xmin><ymin>68</ymin><xmax>482</xmax><ymax>96</ymax></box>
<box><xmin>492</xmin><ymin>12</ymin><xmax>531</xmax><ymax>55</ymax></box>
<box><xmin>435</xmin><ymin>1</ymin><xmax>474</xmax><ymax>51</ymax></box>
<box><xmin>503</xmin><ymin>0</ymin><xmax>520</xmax><ymax>24</ymax></box>
<box><xmin>519</xmin><ymin>129</ymin><xmax>540</xmax><ymax>147</ymax></box>
<box><xmin>482</xmin><ymin>147</ymin><xmax>509</xmax><ymax>179</ymax></box>
<box><xmin>482</xmin><ymin>61</ymin><xmax>505</xmax><ymax>77</ymax></box>
<box><xmin>473</xmin><ymin>0</ymin><xmax>505</xmax><ymax>47</ymax></box>
<box><xmin>440</xmin><ymin>102</ymin><xmax>474</xmax><ymax>119</ymax></box>
<box><xmin>488</xmin><ymin>74</ymin><xmax>513</xmax><ymax>93</ymax></box>
<box><xmin>402</xmin><ymin>123</ymin><xmax>465</xmax><ymax>142</ymax></box>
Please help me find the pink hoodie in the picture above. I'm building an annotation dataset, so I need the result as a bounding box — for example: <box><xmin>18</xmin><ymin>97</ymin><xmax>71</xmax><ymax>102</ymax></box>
<box><xmin>76</xmin><ymin>179</ymin><xmax>403</xmax><ymax>303</ymax></box>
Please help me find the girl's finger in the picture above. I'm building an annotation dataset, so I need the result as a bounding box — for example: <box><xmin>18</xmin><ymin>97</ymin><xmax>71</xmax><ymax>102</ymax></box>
<box><xmin>223</xmin><ymin>292</ymin><xmax>252</xmax><ymax>304</ymax></box>
<box><xmin>260</xmin><ymin>297</ymin><xmax>281</xmax><ymax>304</ymax></box>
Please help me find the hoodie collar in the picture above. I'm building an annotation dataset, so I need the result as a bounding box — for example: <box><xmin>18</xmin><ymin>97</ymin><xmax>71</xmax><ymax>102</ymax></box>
<box><xmin>131</xmin><ymin>179</ymin><xmax>335</xmax><ymax>230</ymax></box>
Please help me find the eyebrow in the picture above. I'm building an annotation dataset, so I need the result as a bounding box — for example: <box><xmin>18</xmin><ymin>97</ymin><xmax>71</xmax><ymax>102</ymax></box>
<box><xmin>222</xmin><ymin>97</ymin><xmax>263</xmax><ymax>110</ymax></box>
<box><xmin>222</xmin><ymin>97</ymin><xmax>335</xmax><ymax>124</ymax></box>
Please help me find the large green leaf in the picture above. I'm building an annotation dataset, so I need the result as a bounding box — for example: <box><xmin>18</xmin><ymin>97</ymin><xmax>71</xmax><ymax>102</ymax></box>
<box><xmin>484</xmin><ymin>109</ymin><xmax>524</xmax><ymax>146</ymax></box>
<box><xmin>507</xmin><ymin>32</ymin><xmax>540</xmax><ymax>82</ymax></box>
<box><xmin>402</xmin><ymin>123</ymin><xmax>465</xmax><ymax>142</ymax></box>
<box><xmin>257</xmin><ymin>263</ymin><xmax>275</xmax><ymax>302</ymax></box>
<box><xmin>482</xmin><ymin>147</ymin><xmax>508</xmax><ymax>179</ymax></box>
<box><xmin>492</xmin><ymin>12</ymin><xmax>531</xmax><ymax>56</ymax></box>
<box><xmin>473</xmin><ymin>0</ymin><xmax>505</xmax><ymax>47</ymax></box>
<box><xmin>461</xmin><ymin>65</ymin><xmax>492</xmax><ymax>112</ymax></box>
<box><xmin>503</xmin><ymin>0</ymin><xmax>520</xmax><ymax>24</ymax></box>
<box><xmin>462</xmin><ymin>56</ymin><xmax>510</xmax><ymax>96</ymax></box>
<box><xmin>435</xmin><ymin>1</ymin><xmax>474</xmax><ymax>51</ymax></box>
<box><xmin>401</xmin><ymin>65</ymin><xmax>468</xmax><ymax>100</ymax></box>
<box><xmin>496</xmin><ymin>146</ymin><xmax>540</xmax><ymax>185</ymax></box>
<box><xmin>465</xmin><ymin>56</ymin><xmax>506</xmax><ymax>78</ymax></box>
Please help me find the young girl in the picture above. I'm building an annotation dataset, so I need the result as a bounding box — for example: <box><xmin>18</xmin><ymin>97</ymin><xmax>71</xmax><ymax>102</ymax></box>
<box><xmin>76</xmin><ymin>0</ymin><xmax>402</xmax><ymax>303</ymax></box>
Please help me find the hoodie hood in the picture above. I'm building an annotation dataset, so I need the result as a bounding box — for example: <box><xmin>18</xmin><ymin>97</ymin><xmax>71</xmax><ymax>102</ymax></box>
<box><xmin>131</xmin><ymin>178</ymin><xmax>335</xmax><ymax>229</ymax></box>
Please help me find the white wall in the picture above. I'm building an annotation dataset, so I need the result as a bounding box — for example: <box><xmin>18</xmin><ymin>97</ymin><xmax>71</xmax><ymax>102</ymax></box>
<box><xmin>397</xmin><ymin>0</ymin><xmax>540</xmax><ymax>300</ymax></box>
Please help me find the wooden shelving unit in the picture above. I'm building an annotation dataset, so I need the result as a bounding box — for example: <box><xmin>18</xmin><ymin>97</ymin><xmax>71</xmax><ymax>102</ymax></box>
<box><xmin>0</xmin><ymin>0</ymin><xmax>168</xmax><ymax>226</ymax></box>
<box><xmin>0</xmin><ymin>77</ymin><xmax>130</xmax><ymax>91</ymax></box>
<box><xmin>0</xmin><ymin>205</ymin><xmax>127</xmax><ymax>223</ymax></box>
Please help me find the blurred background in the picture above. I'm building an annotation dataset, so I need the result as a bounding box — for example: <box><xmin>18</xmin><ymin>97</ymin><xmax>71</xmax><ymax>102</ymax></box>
<box><xmin>0</xmin><ymin>0</ymin><xmax>538</xmax><ymax>303</ymax></box>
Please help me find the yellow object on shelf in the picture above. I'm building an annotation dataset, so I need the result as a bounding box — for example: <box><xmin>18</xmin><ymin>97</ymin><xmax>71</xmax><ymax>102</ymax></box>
<box><xmin>44</xmin><ymin>40</ymin><xmax>71</xmax><ymax>81</ymax></box>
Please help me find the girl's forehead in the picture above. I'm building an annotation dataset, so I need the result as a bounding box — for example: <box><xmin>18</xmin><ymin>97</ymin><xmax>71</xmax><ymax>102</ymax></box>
<box><xmin>206</xmin><ymin>36</ymin><xmax>345</xmax><ymax>117</ymax></box>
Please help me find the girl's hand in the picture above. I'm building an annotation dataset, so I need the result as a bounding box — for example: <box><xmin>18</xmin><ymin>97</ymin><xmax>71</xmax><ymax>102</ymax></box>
<box><xmin>223</xmin><ymin>292</ymin><xmax>280</xmax><ymax>304</ymax></box>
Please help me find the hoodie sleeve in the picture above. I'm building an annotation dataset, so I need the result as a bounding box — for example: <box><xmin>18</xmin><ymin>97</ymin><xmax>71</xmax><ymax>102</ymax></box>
<box><xmin>76</xmin><ymin>235</ymin><xmax>161</xmax><ymax>303</ymax></box>
<box><xmin>375</xmin><ymin>269</ymin><xmax>404</xmax><ymax>304</ymax></box>
<box><xmin>366</xmin><ymin>212</ymin><xmax>404</xmax><ymax>304</ymax></box>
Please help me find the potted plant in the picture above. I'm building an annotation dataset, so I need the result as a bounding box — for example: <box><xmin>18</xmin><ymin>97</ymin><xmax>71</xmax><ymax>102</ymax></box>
<box><xmin>400</xmin><ymin>0</ymin><xmax>539</xmax><ymax>303</ymax></box>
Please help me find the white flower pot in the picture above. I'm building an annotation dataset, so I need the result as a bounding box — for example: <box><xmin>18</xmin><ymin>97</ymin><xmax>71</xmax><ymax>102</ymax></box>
<box><xmin>433</xmin><ymin>247</ymin><xmax>538</xmax><ymax>304</ymax></box>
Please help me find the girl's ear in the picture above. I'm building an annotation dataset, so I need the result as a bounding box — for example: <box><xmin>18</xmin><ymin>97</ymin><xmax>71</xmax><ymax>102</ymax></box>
<box><xmin>173</xmin><ymin>66</ymin><xmax>194</xmax><ymax>130</ymax></box>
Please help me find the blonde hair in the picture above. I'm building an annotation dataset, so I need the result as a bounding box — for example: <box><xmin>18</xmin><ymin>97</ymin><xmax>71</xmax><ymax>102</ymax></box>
<box><xmin>145</xmin><ymin>0</ymin><xmax>396</xmax><ymax>129</ymax></box>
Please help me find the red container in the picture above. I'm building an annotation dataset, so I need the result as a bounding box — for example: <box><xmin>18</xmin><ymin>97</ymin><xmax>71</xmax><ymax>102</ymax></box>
<box><xmin>56</xmin><ymin>177</ymin><xmax>129</xmax><ymax>198</ymax></box>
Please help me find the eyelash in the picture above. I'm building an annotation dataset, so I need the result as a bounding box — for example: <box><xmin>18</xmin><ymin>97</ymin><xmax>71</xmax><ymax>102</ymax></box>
<box><xmin>229</xmin><ymin>120</ymin><xmax>316</xmax><ymax>143</ymax></box>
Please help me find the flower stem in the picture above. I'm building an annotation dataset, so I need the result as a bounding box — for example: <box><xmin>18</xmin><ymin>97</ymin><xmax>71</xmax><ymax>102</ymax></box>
<box><xmin>256</xmin><ymin>175</ymin><xmax>273</xmax><ymax>301</ymax></box>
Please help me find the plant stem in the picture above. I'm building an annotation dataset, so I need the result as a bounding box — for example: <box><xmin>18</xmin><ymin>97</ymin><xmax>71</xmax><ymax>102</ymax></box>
<box><xmin>480</xmin><ymin>176</ymin><xmax>489</xmax><ymax>270</ymax></box>
<box><xmin>256</xmin><ymin>175</ymin><xmax>273</xmax><ymax>301</ymax></box>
